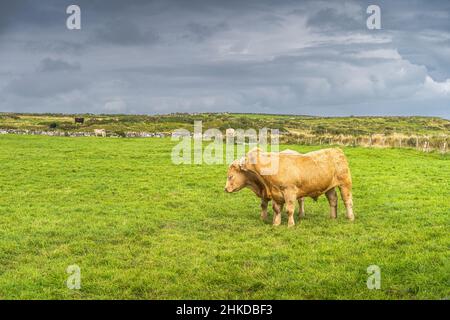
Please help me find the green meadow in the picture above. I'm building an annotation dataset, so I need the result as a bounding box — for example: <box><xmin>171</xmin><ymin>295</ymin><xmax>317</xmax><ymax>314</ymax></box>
<box><xmin>0</xmin><ymin>134</ymin><xmax>448</xmax><ymax>299</ymax></box>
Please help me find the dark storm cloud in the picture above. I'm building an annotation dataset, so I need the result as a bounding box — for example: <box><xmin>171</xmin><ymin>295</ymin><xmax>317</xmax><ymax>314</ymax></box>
<box><xmin>184</xmin><ymin>22</ymin><xmax>229</xmax><ymax>42</ymax></box>
<box><xmin>306</xmin><ymin>7</ymin><xmax>364</xmax><ymax>31</ymax></box>
<box><xmin>0</xmin><ymin>2</ymin><xmax>27</xmax><ymax>34</ymax></box>
<box><xmin>0</xmin><ymin>0</ymin><xmax>449</xmax><ymax>117</ymax></box>
<box><xmin>23</xmin><ymin>40</ymin><xmax>84</xmax><ymax>54</ymax></box>
<box><xmin>6</xmin><ymin>72</ymin><xmax>86</xmax><ymax>98</ymax></box>
<box><xmin>38</xmin><ymin>57</ymin><xmax>81</xmax><ymax>72</ymax></box>
<box><xmin>90</xmin><ymin>19</ymin><xmax>160</xmax><ymax>46</ymax></box>
<box><xmin>374</xmin><ymin>0</ymin><xmax>450</xmax><ymax>32</ymax></box>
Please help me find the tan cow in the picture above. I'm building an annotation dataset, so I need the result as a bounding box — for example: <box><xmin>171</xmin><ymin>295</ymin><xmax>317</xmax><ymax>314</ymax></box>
<box><xmin>225</xmin><ymin>147</ymin><xmax>354</xmax><ymax>226</ymax></box>
<box><xmin>224</xmin><ymin>149</ymin><xmax>305</xmax><ymax>222</ymax></box>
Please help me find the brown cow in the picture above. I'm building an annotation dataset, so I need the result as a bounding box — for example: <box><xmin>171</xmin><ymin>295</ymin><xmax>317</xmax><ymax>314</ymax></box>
<box><xmin>225</xmin><ymin>147</ymin><xmax>354</xmax><ymax>226</ymax></box>
<box><xmin>224</xmin><ymin>149</ymin><xmax>305</xmax><ymax>222</ymax></box>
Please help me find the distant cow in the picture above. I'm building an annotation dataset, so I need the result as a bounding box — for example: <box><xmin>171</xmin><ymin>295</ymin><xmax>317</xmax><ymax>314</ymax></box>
<box><xmin>74</xmin><ymin>117</ymin><xmax>84</xmax><ymax>124</ymax></box>
<box><xmin>225</xmin><ymin>147</ymin><xmax>354</xmax><ymax>226</ymax></box>
<box><xmin>94</xmin><ymin>129</ymin><xmax>106</xmax><ymax>137</ymax></box>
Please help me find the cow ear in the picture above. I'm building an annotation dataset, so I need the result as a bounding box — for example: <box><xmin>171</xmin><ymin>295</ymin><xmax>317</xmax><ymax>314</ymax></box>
<box><xmin>238</xmin><ymin>157</ymin><xmax>248</xmax><ymax>171</ymax></box>
<box><xmin>247</xmin><ymin>150</ymin><xmax>258</xmax><ymax>165</ymax></box>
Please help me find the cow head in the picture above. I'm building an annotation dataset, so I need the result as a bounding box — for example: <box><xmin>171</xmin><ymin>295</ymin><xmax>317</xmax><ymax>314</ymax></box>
<box><xmin>224</xmin><ymin>158</ymin><xmax>248</xmax><ymax>193</ymax></box>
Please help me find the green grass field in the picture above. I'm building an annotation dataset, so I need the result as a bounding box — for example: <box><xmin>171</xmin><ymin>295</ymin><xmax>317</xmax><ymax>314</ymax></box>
<box><xmin>0</xmin><ymin>135</ymin><xmax>449</xmax><ymax>299</ymax></box>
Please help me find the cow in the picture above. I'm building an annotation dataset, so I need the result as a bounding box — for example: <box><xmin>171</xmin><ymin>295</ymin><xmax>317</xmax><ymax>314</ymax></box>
<box><xmin>225</xmin><ymin>147</ymin><xmax>354</xmax><ymax>226</ymax></box>
<box><xmin>94</xmin><ymin>129</ymin><xmax>107</xmax><ymax>137</ymax></box>
<box><xmin>224</xmin><ymin>149</ymin><xmax>305</xmax><ymax>222</ymax></box>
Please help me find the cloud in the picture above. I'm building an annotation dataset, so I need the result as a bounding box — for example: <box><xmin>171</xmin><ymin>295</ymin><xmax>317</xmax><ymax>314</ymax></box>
<box><xmin>103</xmin><ymin>99</ymin><xmax>127</xmax><ymax>113</ymax></box>
<box><xmin>306</xmin><ymin>4</ymin><xmax>363</xmax><ymax>32</ymax></box>
<box><xmin>5</xmin><ymin>73</ymin><xmax>85</xmax><ymax>98</ymax></box>
<box><xmin>423</xmin><ymin>76</ymin><xmax>450</xmax><ymax>95</ymax></box>
<box><xmin>350</xmin><ymin>49</ymin><xmax>402</xmax><ymax>60</ymax></box>
<box><xmin>23</xmin><ymin>40</ymin><xmax>84</xmax><ymax>54</ymax></box>
<box><xmin>0</xmin><ymin>0</ymin><xmax>449</xmax><ymax>118</ymax></box>
<box><xmin>90</xmin><ymin>19</ymin><xmax>159</xmax><ymax>46</ymax></box>
<box><xmin>4</xmin><ymin>58</ymin><xmax>84</xmax><ymax>98</ymax></box>
<box><xmin>38</xmin><ymin>57</ymin><xmax>81</xmax><ymax>72</ymax></box>
<box><xmin>0</xmin><ymin>1</ymin><xmax>28</xmax><ymax>35</ymax></box>
<box><xmin>184</xmin><ymin>22</ymin><xmax>229</xmax><ymax>42</ymax></box>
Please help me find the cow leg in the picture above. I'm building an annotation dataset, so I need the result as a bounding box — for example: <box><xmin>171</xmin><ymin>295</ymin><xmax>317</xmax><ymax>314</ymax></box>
<box><xmin>260</xmin><ymin>198</ymin><xmax>269</xmax><ymax>221</ymax></box>
<box><xmin>325</xmin><ymin>188</ymin><xmax>338</xmax><ymax>219</ymax></box>
<box><xmin>284</xmin><ymin>193</ymin><xmax>297</xmax><ymax>227</ymax></box>
<box><xmin>298</xmin><ymin>197</ymin><xmax>305</xmax><ymax>219</ymax></box>
<box><xmin>272</xmin><ymin>201</ymin><xmax>283</xmax><ymax>226</ymax></box>
<box><xmin>286</xmin><ymin>201</ymin><xmax>296</xmax><ymax>227</ymax></box>
<box><xmin>339</xmin><ymin>185</ymin><xmax>355</xmax><ymax>221</ymax></box>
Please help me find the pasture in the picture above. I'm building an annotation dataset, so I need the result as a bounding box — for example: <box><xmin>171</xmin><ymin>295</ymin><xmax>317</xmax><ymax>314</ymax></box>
<box><xmin>0</xmin><ymin>134</ymin><xmax>448</xmax><ymax>299</ymax></box>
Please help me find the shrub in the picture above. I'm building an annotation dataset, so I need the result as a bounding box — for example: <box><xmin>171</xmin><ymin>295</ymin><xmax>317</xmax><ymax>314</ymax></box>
<box><xmin>115</xmin><ymin>130</ymin><xmax>126</xmax><ymax>137</ymax></box>
<box><xmin>49</xmin><ymin>122</ymin><xmax>59</xmax><ymax>129</ymax></box>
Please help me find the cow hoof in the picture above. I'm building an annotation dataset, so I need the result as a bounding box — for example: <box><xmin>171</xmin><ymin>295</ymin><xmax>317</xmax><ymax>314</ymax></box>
<box><xmin>288</xmin><ymin>218</ymin><xmax>295</xmax><ymax>227</ymax></box>
<box><xmin>347</xmin><ymin>215</ymin><xmax>355</xmax><ymax>221</ymax></box>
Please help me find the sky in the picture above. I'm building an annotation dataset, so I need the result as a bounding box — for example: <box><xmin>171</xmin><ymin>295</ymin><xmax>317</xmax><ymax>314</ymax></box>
<box><xmin>0</xmin><ymin>0</ymin><xmax>449</xmax><ymax>117</ymax></box>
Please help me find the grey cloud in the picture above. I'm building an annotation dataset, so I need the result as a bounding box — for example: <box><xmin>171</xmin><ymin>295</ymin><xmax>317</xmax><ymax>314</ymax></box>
<box><xmin>0</xmin><ymin>2</ymin><xmax>28</xmax><ymax>34</ymax></box>
<box><xmin>184</xmin><ymin>22</ymin><xmax>229</xmax><ymax>42</ymax></box>
<box><xmin>3</xmin><ymin>58</ymin><xmax>84</xmax><ymax>99</ymax></box>
<box><xmin>5</xmin><ymin>73</ymin><xmax>86</xmax><ymax>98</ymax></box>
<box><xmin>90</xmin><ymin>19</ymin><xmax>159</xmax><ymax>46</ymax></box>
<box><xmin>38</xmin><ymin>58</ymin><xmax>81</xmax><ymax>73</ymax></box>
<box><xmin>393</xmin><ymin>31</ymin><xmax>450</xmax><ymax>81</ymax></box>
<box><xmin>377</xmin><ymin>0</ymin><xmax>450</xmax><ymax>32</ymax></box>
<box><xmin>0</xmin><ymin>0</ymin><xmax>449</xmax><ymax>117</ymax></box>
<box><xmin>23</xmin><ymin>40</ymin><xmax>84</xmax><ymax>54</ymax></box>
<box><xmin>306</xmin><ymin>7</ymin><xmax>364</xmax><ymax>31</ymax></box>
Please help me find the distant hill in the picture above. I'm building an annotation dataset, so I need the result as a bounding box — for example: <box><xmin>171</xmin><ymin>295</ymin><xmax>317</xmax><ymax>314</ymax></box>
<box><xmin>1</xmin><ymin>112</ymin><xmax>449</xmax><ymax>136</ymax></box>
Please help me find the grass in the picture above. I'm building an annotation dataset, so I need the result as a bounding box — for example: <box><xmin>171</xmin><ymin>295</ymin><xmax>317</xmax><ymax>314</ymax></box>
<box><xmin>0</xmin><ymin>134</ymin><xmax>449</xmax><ymax>299</ymax></box>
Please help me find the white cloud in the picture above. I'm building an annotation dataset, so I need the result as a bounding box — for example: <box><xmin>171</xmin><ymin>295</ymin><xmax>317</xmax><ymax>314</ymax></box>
<box><xmin>351</xmin><ymin>49</ymin><xmax>402</xmax><ymax>60</ymax></box>
<box><xmin>423</xmin><ymin>76</ymin><xmax>450</xmax><ymax>95</ymax></box>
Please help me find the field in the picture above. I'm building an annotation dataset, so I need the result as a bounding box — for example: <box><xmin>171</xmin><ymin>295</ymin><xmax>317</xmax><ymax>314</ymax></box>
<box><xmin>0</xmin><ymin>134</ymin><xmax>449</xmax><ymax>299</ymax></box>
